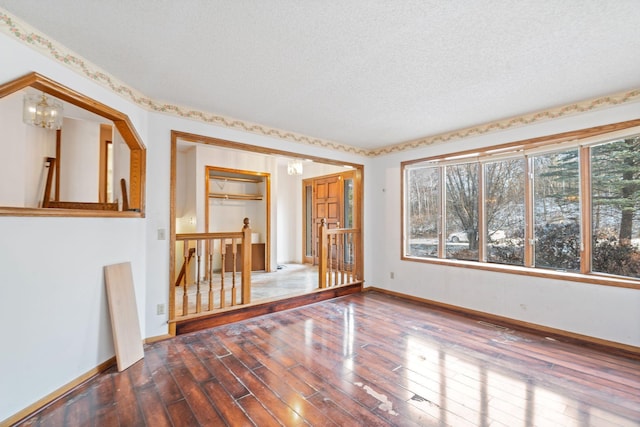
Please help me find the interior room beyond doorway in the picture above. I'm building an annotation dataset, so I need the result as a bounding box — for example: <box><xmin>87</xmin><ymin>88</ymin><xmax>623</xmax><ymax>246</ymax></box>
<box><xmin>169</xmin><ymin>131</ymin><xmax>364</xmax><ymax>332</ymax></box>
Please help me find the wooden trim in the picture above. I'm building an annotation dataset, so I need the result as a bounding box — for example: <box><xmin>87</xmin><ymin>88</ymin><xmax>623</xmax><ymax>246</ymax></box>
<box><xmin>174</xmin><ymin>283</ymin><xmax>363</xmax><ymax>334</ymax></box>
<box><xmin>168</xmin><ymin>134</ymin><xmax>177</xmax><ymax>336</ymax></box>
<box><xmin>144</xmin><ymin>334</ymin><xmax>172</xmax><ymax>344</ymax></box>
<box><xmin>438</xmin><ymin>167</ymin><xmax>445</xmax><ymax>259</ymax></box>
<box><xmin>580</xmin><ymin>145</ymin><xmax>592</xmax><ymax>274</ymax></box>
<box><xmin>2</xmin><ymin>357</ymin><xmax>116</xmax><ymax>426</ymax></box>
<box><xmin>99</xmin><ymin>124</ymin><xmax>112</xmax><ymax>203</ymax></box>
<box><xmin>55</xmin><ymin>130</ymin><xmax>61</xmax><ymax>201</ymax></box>
<box><xmin>128</xmin><ymin>148</ymin><xmax>146</xmax><ymax>212</ymax></box>
<box><xmin>524</xmin><ymin>157</ymin><xmax>534</xmax><ymax>266</ymax></box>
<box><xmin>318</xmin><ymin>219</ymin><xmax>328</xmax><ymax>288</ymax></box>
<box><xmin>400</xmin><ymin>118</ymin><xmax>640</xmax><ymax>168</ymax></box>
<box><xmin>478</xmin><ymin>161</ymin><xmax>486</xmax><ymax>262</ymax></box>
<box><xmin>0</xmin><ymin>72</ymin><xmax>147</xmax><ymax>214</ymax></box>
<box><xmin>241</xmin><ymin>220</ymin><xmax>252</xmax><ymax>304</ymax></box>
<box><xmin>365</xmin><ymin>287</ymin><xmax>640</xmax><ymax>359</ymax></box>
<box><xmin>46</xmin><ymin>201</ymin><xmax>118</xmax><ymax>211</ymax></box>
<box><xmin>209</xmin><ymin>174</ymin><xmax>262</xmax><ymax>183</ymax></box>
<box><xmin>173</xmin><ymin>130</ymin><xmax>362</xmax><ymax>169</ymax></box>
<box><xmin>0</xmin><ymin>207</ymin><xmax>143</xmax><ymax>218</ymax></box>
<box><xmin>400</xmin><ymin>254</ymin><xmax>640</xmax><ymax>290</ymax></box>
<box><xmin>208</xmin><ymin>193</ymin><xmax>263</xmax><ymax>201</ymax></box>
<box><xmin>41</xmin><ymin>157</ymin><xmax>56</xmax><ymax>208</ymax></box>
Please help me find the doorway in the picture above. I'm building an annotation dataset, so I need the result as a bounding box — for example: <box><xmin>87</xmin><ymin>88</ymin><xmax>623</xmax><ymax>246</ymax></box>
<box><xmin>169</xmin><ymin>130</ymin><xmax>364</xmax><ymax>331</ymax></box>
<box><xmin>303</xmin><ymin>170</ymin><xmax>355</xmax><ymax>265</ymax></box>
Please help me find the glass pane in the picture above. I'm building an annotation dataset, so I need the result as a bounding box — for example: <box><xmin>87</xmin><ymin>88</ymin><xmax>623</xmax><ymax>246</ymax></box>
<box><xmin>484</xmin><ymin>159</ymin><xmax>525</xmax><ymax>265</ymax></box>
<box><xmin>343</xmin><ymin>178</ymin><xmax>353</xmax><ymax>228</ymax></box>
<box><xmin>591</xmin><ymin>137</ymin><xmax>640</xmax><ymax>278</ymax></box>
<box><xmin>343</xmin><ymin>178</ymin><xmax>354</xmax><ymax>264</ymax></box>
<box><xmin>532</xmin><ymin>150</ymin><xmax>580</xmax><ymax>271</ymax></box>
<box><xmin>446</xmin><ymin>163</ymin><xmax>479</xmax><ymax>261</ymax></box>
<box><xmin>305</xmin><ymin>184</ymin><xmax>312</xmax><ymax>257</ymax></box>
<box><xmin>406</xmin><ymin>166</ymin><xmax>439</xmax><ymax>258</ymax></box>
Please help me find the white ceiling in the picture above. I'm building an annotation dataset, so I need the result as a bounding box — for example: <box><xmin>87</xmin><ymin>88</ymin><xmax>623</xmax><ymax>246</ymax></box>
<box><xmin>2</xmin><ymin>1</ymin><xmax>640</xmax><ymax>152</ymax></box>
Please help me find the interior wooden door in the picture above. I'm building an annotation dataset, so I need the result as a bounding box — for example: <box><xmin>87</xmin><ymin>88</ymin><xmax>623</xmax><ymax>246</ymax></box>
<box><xmin>313</xmin><ymin>175</ymin><xmax>342</xmax><ymax>265</ymax></box>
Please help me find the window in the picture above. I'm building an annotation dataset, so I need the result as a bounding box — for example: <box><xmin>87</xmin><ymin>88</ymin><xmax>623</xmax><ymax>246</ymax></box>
<box><xmin>402</xmin><ymin>120</ymin><xmax>640</xmax><ymax>283</ymax></box>
<box><xmin>532</xmin><ymin>150</ymin><xmax>580</xmax><ymax>271</ymax></box>
<box><xmin>446</xmin><ymin>163</ymin><xmax>479</xmax><ymax>261</ymax></box>
<box><xmin>591</xmin><ymin>137</ymin><xmax>640</xmax><ymax>278</ymax></box>
<box><xmin>405</xmin><ymin>165</ymin><xmax>440</xmax><ymax>258</ymax></box>
<box><xmin>484</xmin><ymin>158</ymin><xmax>525</xmax><ymax>266</ymax></box>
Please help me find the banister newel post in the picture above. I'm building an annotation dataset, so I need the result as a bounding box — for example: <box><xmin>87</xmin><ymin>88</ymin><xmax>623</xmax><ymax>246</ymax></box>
<box><xmin>318</xmin><ymin>218</ymin><xmax>328</xmax><ymax>288</ymax></box>
<box><xmin>241</xmin><ymin>217</ymin><xmax>252</xmax><ymax>304</ymax></box>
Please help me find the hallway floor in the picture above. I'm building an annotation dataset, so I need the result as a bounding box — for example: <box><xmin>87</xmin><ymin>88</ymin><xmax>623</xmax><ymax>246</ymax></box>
<box><xmin>175</xmin><ymin>263</ymin><xmax>318</xmax><ymax>316</ymax></box>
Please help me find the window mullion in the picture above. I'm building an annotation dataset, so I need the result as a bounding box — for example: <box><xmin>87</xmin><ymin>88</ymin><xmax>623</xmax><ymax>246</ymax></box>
<box><xmin>524</xmin><ymin>157</ymin><xmax>535</xmax><ymax>267</ymax></box>
<box><xmin>438</xmin><ymin>166</ymin><xmax>446</xmax><ymax>259</ymax></box>
<box><xmin>478</xmin><ymin>163</ymin><xmax>486</xmax><ymax>262</ymax></box>
<box><xmin>580</xmin><ymin>146</ymin><xmax>592</xmax><ymax>274</ymax></box>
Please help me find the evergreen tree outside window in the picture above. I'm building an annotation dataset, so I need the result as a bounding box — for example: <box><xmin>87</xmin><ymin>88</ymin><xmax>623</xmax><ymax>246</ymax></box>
<box><xmin>591</xmin><ymin>137</ymin><xmax>640</xmax><ymax>278</ymax></box>
<box><xmin>532</xmin><ymin>150</ymin><xmax>580</xmax><ymax>272</ymax></box>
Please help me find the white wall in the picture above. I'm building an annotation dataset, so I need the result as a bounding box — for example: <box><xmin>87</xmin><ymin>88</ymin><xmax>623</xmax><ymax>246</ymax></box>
<box><xmin>59</xmin><ymin>118</ymin><xmax>100</xmax><ymax>202</ymax></box>
<box><xmin>0</xmin><ymin>90</ymin><xmax>57</xmax><ymax>208</ymax></box>
<box><xmin>276</xmin><ymin>162</ymin><xmax>299</xmax><ymax>264</ymax></box>
<box><xmin>23</xmin><ymin>125</ymin><xmax>56</xmax><ymax>207</ymax></box>
<box><xmin>368</xmin><ymin>100</ymin><xmax>640</xmax><ymax>348</ymax></box>
<box><xmin>0</xmin><ymin>32</ymin><xmax>149</xmax><ymax>421</ymax></box>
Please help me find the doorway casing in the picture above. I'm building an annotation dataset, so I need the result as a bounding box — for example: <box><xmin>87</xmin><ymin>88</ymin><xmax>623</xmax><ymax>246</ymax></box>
<box><xmin>169</xmin><ymin>130</ymin><xmax>364</xmax><ymax>335</ymax></box>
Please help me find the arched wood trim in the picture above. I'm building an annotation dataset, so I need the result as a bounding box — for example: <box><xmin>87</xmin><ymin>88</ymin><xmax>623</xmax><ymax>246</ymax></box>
<box><xmin>0</xmin><ymin>72</ymin><xmax>146</xmax><ymax>214</ymax></box>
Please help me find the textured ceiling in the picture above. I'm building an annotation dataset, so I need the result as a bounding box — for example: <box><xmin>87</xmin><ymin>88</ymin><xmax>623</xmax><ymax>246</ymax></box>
<box><xmin>1</xmin><ymin>1</ymin><xmax>640</xmax><ymax>153</ymax></box>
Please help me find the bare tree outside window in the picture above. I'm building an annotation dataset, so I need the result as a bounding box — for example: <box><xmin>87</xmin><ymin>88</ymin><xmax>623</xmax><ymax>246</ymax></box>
<box><xmin>406</xmin><ymin>167</ymin><xmax>439</xmax><ymax>257</ymax></box>
<box><xmin>446</xmin><ymin>163</ymin><xmax>479</xmax><ymax>261</ymax></box>
<box><xmin>485</xmin><ymin>159</ymin><xmax>525</xmax><ymax>265</ymax></box>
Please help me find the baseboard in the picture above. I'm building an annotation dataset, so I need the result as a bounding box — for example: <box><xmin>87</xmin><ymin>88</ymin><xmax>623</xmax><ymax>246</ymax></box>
<box><xmin>365</xmin><ymin>286</ymin><xmax>640</xmax><ymax>359</ymax></box>
<box><xmin>144</xmin><ymin>333</ymin><xmax>172</xmax><ymax>344</ymax></box>
<box><xmin>2</xmin><ymin>357</ymin><xmax>116</xmax><ymax>427</ymax></box>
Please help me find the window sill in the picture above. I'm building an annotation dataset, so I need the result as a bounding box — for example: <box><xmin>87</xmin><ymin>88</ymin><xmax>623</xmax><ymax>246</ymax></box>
<box><xmin>401</xmin><ymin>255</ymin><xmax>640</xmax><ymax>290</ymax></box>
<box><xmin>0</xmin><ymin>207</ymin><xmax>144</xmax><ymax>218</ymax></box>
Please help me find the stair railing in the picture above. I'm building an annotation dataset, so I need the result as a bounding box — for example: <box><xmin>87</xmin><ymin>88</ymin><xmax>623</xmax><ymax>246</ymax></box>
<box><xmin>318</xmin><ymin>218</ymin><xmax>361</xmax><ymax>288</ymax></box>
<box><xmin>175</xmin><ymin>218</ymin><xmax>252</xmax><ymax>318</ymax></box>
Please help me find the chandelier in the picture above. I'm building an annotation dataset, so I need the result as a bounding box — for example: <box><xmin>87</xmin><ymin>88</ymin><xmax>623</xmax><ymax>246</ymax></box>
<box><xmin>287</xmin><ymin>159</ymin><xmax>303</xmax><ymax>176</ymax></box>
<box><xmin>23</xmin><ymin>92</ymin><xmax>64</xmax><ymax>130</ymax></box>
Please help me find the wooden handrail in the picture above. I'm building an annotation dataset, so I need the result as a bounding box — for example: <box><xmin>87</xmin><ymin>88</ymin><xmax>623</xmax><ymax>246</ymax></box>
<box><xmin>175</xmin><ymin>247</ymin><xmax>196</xmax><ymax>287</ymax></box>
<box><xmin>318</xmin><ymin>218</ymin><xmax>361</xmax><ymax>288</ymax></box>
<box><xmin>41</xmin><ymin>157</ymin><xmax>56</xmax><ymax>208</ymax></box>
<box><xmin>46</xmin><ymin>201</ymin><xmax>118</xmax><ymax>211</ymax></box>
<box><xmin>174</xmin><ymin>218</ymin><xmax>252</xmax><ymax>318</ymax></box>
<box><xmin>120</xmin><ymin>178</ymin><xmax>129</xmax><ymax>211</ymax></box>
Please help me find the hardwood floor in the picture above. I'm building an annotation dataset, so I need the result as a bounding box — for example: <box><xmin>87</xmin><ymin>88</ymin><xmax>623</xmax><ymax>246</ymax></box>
<box><xmin>16</xmin><ymin>292</ymin><xmax>640</xmax><ymax>426</ymax></box>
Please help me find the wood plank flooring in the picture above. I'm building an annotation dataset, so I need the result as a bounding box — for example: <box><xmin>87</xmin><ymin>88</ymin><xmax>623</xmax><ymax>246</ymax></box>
<box><xmin>16</xmin><ymin>292</ymin><xmax>640</xmax><ymax>426</ymax></box>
